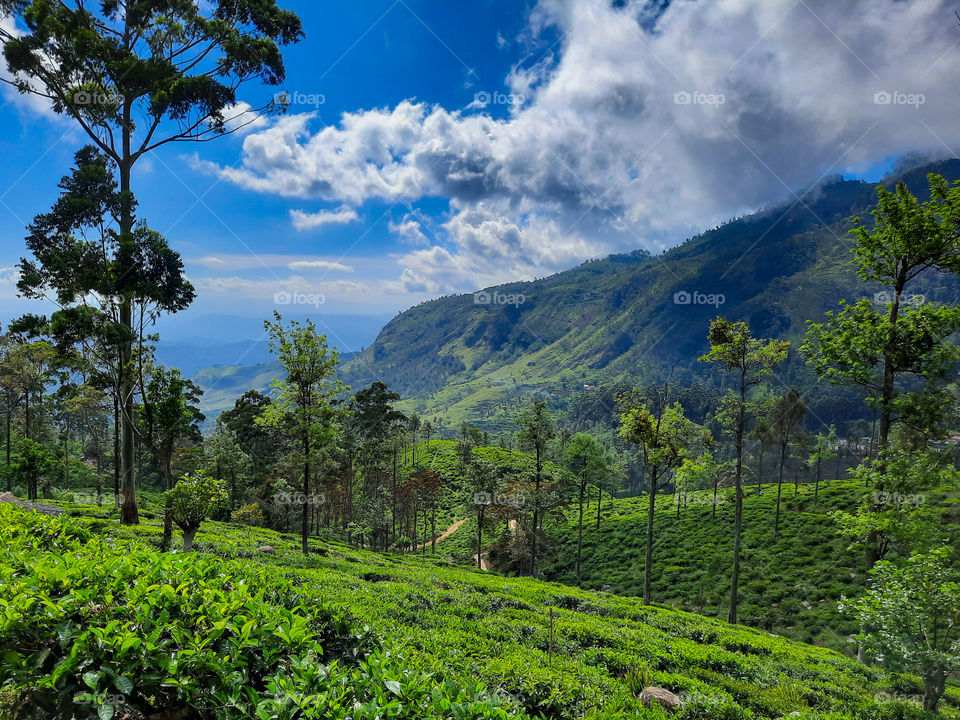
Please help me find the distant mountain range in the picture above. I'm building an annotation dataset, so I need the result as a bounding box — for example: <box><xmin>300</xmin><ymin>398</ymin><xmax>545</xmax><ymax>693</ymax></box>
<box><xmin>333</xmin><ymin>159</ymin><xmax>960</xmax><ymax>426</ymax></box>
<box><xmin>192</xmin><ymin>159</ymin><xmax>960</xmax><ymax>425</ymax></box>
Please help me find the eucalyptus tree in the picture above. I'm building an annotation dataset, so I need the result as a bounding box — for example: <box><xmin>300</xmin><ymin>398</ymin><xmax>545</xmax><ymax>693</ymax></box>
<box><xmin>1</xmin><ymin>0</ymin><xmax>303</xmax><ymax>523</ymax></box>
<box><xmin>699</xmin><ymin>318</ymin><xmax>788</xmax><ymax>624</ymax></box>
<box><xmin>259</xmin><ymin>313</ymin><xmax>345</xmax><ymax>555</ymax></box>
<box><xmin>771</xmin><ymin>388</ymin><xmax>806</xmax><ymax>539</ymax></box>
<box><xmin>516</xmin><ymin>399</ymin><xmax>555</xmax><ymax>576</ymax></box>
<box><xmin>619</xmin><ymin>385</ymin><xmax>711</xmax><ymax>605</ymax></box>
<box><xmin>808</xmin><ymin>425</ymin><xmax>838</xmax><ymax>503</ymax></box>
<box><xmin>564</xmin><ymin>432</ymin><xmax>615</xmax><ymax>583</ymax></box>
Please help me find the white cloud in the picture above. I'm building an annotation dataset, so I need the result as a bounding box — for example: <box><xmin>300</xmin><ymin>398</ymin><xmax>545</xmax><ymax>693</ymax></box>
<box><xmin>288</xmin><ymin>260</ymin><xmax>354</xmax><ymax>272</ymax></box>
<box><xmin>200</xmin><ymin>0</ymin><xmax>960</xmax><ymax>295</ymax></box>
<box><xmin>290</xmin><ymin>206</ymin><xmax>360</xmax><ymax>231</ymax></box>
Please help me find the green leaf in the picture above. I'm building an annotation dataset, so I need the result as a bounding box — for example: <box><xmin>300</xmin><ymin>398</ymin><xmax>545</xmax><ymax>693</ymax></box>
<box><xmin>83</xmin><ymin>671</ymin><xmax>102</xmax><ymax>689</ymax></box>
<box><xmin>115</xmin><ymin>676</ymin><xmax>134</xmax><ymax>694</ymax></box>
<box><xmin>98</xmin><ymin>703</ymin><xmax>115</xmax><ymax>720</ymax></box>
<box><xmin>385</xmin><ymin>680</ymin><xmax>402</xmax><ymax>696</ymax></box>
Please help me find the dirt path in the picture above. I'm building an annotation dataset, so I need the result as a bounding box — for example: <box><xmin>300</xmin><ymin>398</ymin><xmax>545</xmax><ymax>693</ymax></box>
<box><xmin>415</xmin><ymin>517</ymin><xmax>466</xmax><ymax>550</ymax></box>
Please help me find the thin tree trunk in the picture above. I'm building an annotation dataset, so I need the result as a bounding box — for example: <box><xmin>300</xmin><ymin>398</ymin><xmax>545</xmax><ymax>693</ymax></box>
<box><xmin>643</xmin><ymin>471</ymin><xmax>657</xmax><ymax>605</ymax></box>
<box><xmin>729</xmin><ymin>377</ymin><xmax>746</xmax><ymax>626</ymax></box>
<box><xmin>814</xmin><ymin>455</ymin><xmax>821</xmax><ymax>503</ymax></box>
<box><xmin>113</xmin><ymin>391</ymin><xmax>120</xmax><ymax>507</ymax></box>
<box><xmin>476</xmin><ymin>508</ymin><xmax>484</xmax><ymax>569</ymax></box>
<box><xmin>775</xmin><ymin>444</ymin><xmax>786</xmax><ymax>540</ymax></box>
<box><xmin>118</xmin><ymin>153</ymin><xmax>139</xmax><ymax>525</ymax></box>
<box><xmin>576</xmin><ymin>482</ymin><xmax>585</xmax><ymax>582</ymax></box>
<box><xmin>531</xmin><ymin>446</ymin><xmax>541</xmax><ymax>576</ymax></box>
<box><xmin>596</xmin><ymin>486</ymin><xmax>602</xmax><ymax>529</ymax></box>
<box><xmin>756</xmin><ymin>445</ymin><xmax>763</xmax><ymax>497</ymax></box>
<box><xmin>922</xmin><ymin>670</ymin><xmax>947</xmax><ymax>713</ymax></box>
<box><xmin>302</xmin><ymin>430</ymin><xmax>310</xmax><ymax>555</ymax></box>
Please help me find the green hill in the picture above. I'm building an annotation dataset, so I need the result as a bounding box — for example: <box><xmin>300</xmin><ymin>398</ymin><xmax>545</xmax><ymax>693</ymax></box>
<box><xmin>341</xmin><ymin>160</ymin><xmax>960</xmax><ymax>428</ymax></box>
<box><xmin>3</xmin><ymin>503</ymin><xmax>958</xmax><ymax>719</ymax></box>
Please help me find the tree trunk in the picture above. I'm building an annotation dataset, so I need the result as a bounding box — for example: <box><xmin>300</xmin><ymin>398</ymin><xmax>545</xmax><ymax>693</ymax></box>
<box><xmin>118</xmin><ymin>157</ymin><xmax>138</xmax><ymax>525</ymax></box>
<box><xmin>302</xmin><ymin>431</ymin><xmax>310</xmax><ymax>555</ymax></box>
<box><xmin>729</xmin><ymin>378</ymin><xmax>746</xmax><ymax>626</ymax></box>
<box><xmin>922</xmin><ymin>670</ymin><xmax>946</xmax><ymax>713</ymax></box>
<box><xmin>596</xmin><ymin>486</ymin><xmax>602</xmax><ymax>529</ymax></box>
<box><xmin>643</xmin><ymin>471</ymin><xmax>657</xmax><ymax>605</ymax></box>
<box><xmin>576</xmin><ymin>482</ymin><xmax>585</xmax><ymax>582</ymax></box>
<box><xmin>774</xmin><ymin>444</ymin><xmax>786</xmax><ymax>540</ymax></box>
<box><xmin>181</xmin><ymin>525</ymin><xmax>198</xmax><ymax>552</ymax></box>
<box><xmin>113</xmin><ymin>390</ymin><xmax>120</xmax><ymax>507</ymax></box>
<box><xmin>756</xmin><ymin>445</ymin><xmax>763</xmax><ymax>497</ymax></box>
<box><xmin>4</xmin><ymin>406</ymin><xmax>10</xmax><ymax>491</ymax></box>
<box><xmin>476</xmin><ymin>507</ymin><xmax>484</xmax><ymax>569</ymax></box>
<box><xmin>161</xmin><ymin>493</ymin><xmax>173</xmax><ymax>551</ymax></box>
<box><xmin>712</xmin><ymin>480</ymin><xmax>718</xmax><ymax>520</ymax></box>
<box><xmin>531</xmin><ymin>446</ymin><xmax>541</xmax><ymax>577</ymax></box>
<box><xmin>814</xmin><ymin>455</ymin><xmax>821</xmax><ymax>503</ymax></box>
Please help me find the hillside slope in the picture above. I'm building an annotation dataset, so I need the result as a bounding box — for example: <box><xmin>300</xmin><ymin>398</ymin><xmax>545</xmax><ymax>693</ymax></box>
<box><xmin>4</xmin><ymin>504</ymin><xmax>958</xmax><ymax>719</ymax></box>
<box><xmin>341</xmin><ymin>160</ymin><xmax>960</xmax><ymax>426</ymax></box>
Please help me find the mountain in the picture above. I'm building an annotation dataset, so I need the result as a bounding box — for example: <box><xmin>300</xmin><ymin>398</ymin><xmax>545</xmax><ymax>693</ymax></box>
<box><xmin>341</xmin><ymin>159</ymin><xmax>960</xmax><ymax>426</ymax></box>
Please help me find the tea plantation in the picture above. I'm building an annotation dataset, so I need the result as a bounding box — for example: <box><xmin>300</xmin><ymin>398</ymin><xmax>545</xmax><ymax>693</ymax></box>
<box><xmin>2</xmin><ymin>503</ymin><xmax>957</xmax><ymax>719</ymax></box>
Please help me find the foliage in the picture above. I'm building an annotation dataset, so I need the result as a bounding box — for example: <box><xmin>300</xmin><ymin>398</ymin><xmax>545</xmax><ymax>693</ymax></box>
<box><xmin>166</xmin><ymin>471</ymin><xmax>227</xmax><ymax>551</ymax></box>
<box><xmin>842</xmin><ymin>548</ymin><xmax>960</xmax><ymax>712</ymax></box>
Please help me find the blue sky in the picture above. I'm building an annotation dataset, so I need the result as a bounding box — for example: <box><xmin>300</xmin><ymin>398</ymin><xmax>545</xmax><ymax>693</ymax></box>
<box><xmin>2</xmin><ymin>0</ymin><xmax>959</xmax><ymax>337</ymax></box>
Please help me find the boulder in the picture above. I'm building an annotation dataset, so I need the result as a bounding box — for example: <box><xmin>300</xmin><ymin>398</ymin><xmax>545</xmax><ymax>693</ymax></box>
<box><xmin>0</xmin><ymin>491</ymin><xmax>18</xmax><ymax>504</ymax></box>
<box><xmin>258</xmin><ymin>545</ymin><xmax>276</xmax><ymax>555</ymax></box>
<box><xmin>640</xmin><ymin>686</ymin><xmax>683</xmax><ymax>712</ymax></box>
<box><xmin>600</xmin><ymin>584</ymin><xmax>612</xmax><ymax>592</ymax></box>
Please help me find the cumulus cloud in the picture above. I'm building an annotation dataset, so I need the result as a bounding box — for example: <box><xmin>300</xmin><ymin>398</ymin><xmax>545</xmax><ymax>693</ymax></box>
<box><xmin>200</xmin><ymin>0</ymin><xmax>960</xmax><ymax>294</ymax></box>
<box><xmin>290</xmin><ymin>207</ymin><xmax>360</xmax><ymax>231</ymax></box>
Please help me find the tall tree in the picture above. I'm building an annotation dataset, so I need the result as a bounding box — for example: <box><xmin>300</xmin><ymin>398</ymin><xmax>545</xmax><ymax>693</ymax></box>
<box><xmin>466</xmin><ymin>456</ymin><xmax>502</xmax><ymax>569</ymax></box>
<box><xmin>564</xmin><ymin>432</ymin><xmax>615</xmax><ymax>584</ymax></box>
<box><xmin>619</xmin><ymin>386</ymin><xmax>710</xmax><ymax>605</ymax></box>
<box><xmin>1</xmin><ymin>0</ymin><xmax>303</xmax><ymax>524</ymax></box>
<box><xmin>15</xmin><ymin>148</ymin><xmax>195</xmax><ymax>521</ymax></box>
<box><xmin>808</xmin><ymin>425</ymin><xmax>838</xmax><ymax>503</ymax></box>
<box><xmin>802</xmin><ymin>175</ymin><xmax>960</xmax><ymax>568</ymax></box>
<box><xmin>259</xmin><ymin>313</ymin><xmax>344</xmax><ymax>555</ymax></box>
<box><xmin>771</xmin><ymin>388</ymin><xmax>806</xmax><ymax>539</ymax></box>
<box><xmin>699</xmin><ymin>318</ymin><xmax>788</xmax><ymax>624</ymax></box>
<box><xmin>516</xmin><ymin>399</ymin><xmax>555</xmax><ymax>577</ymax></box>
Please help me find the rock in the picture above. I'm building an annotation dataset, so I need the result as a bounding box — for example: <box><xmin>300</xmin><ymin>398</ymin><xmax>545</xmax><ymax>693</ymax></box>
<box><xmin>0</xmin><ymin>492</ymin><xmax>63</xmax><ymax>516</ymax></box>
<box><xmin>600</xmin><ymin>584</ymin><xmax>612</xmax><ymax>592</ymax></box>
<box><xmin>258</xmin><ymin>545</ymin><xmax>276</xmax><ymax>554</ymax></box>
<box><xmin>0</xmin><ymin>491</ymin><xmax>18</xmax><ymax>504</ymax></box>
<box><xmin>640</xmin><ymin>686</ymin><xmax>683</xmax><ymax>712</ymax></box>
